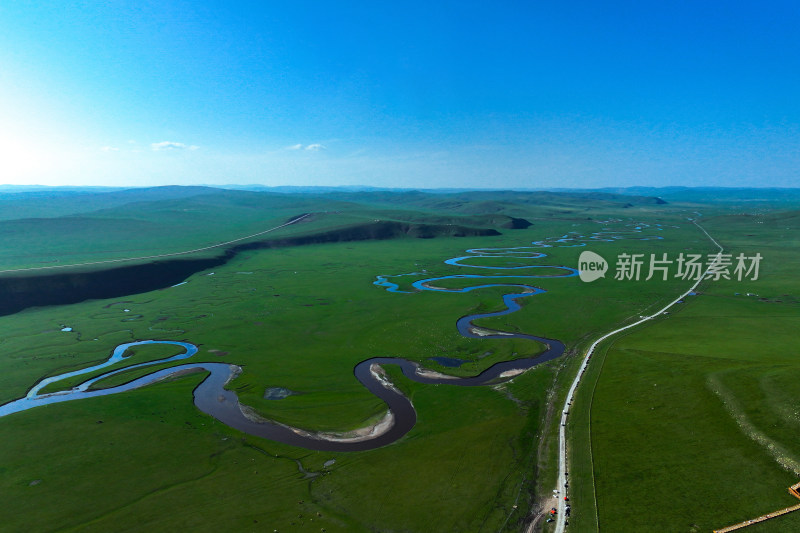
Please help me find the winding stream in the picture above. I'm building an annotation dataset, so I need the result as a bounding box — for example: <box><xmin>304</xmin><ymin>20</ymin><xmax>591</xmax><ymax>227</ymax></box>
<box><xmin>0</xmin><ymin>225</ymin><xmax>659</xmax><ymax>451</ymax></box>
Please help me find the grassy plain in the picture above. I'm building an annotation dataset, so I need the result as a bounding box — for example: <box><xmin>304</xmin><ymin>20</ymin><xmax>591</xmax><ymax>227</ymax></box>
<box><xmin>567</xmin><ymin>210</ymin><xmax>800</xmax><ymax>532</ymax></box>
<box><xmin>0</xmin><ymin>187</ymin><xmax>774</xmax><ymax>532</ymax></box>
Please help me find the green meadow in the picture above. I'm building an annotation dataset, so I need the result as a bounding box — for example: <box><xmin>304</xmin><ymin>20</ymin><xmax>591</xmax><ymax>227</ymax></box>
<box><xmin>565</xmin><ymin>210</ymin><xmax>800</xmax><ymax>532</ymax></box>
<box><xmin>0</xmin><ymin>187</ymin><xmax>794</xmax><ymax>532</ymax></box>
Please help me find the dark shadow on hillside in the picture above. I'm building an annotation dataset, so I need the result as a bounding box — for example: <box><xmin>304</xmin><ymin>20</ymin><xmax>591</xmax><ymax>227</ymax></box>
<box><xmin>0</xmin><ymin>220</ymin><xmax>500</xmax><ymax>317</ymax></box>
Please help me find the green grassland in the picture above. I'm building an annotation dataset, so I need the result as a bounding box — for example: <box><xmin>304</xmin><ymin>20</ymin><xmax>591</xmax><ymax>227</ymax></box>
<box><xmin>567</xmin><ymin>209</ymin><xmax>800</xmax><ymax>532</ymax></box>
<box><xmin>0</xmin><ymin>187</ymin><xmax>671</xmax><ymax>272</ymax></box>
<box><xmin>0</xmin><ymin>187</ymin><xmax>789</xmax><ymax>532</ymax></box>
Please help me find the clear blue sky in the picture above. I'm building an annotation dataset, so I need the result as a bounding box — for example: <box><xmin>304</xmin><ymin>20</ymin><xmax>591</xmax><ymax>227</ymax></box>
<box><xmin>1</xmin><ymin>1</ymin><xmax>798</xmax><ymax>188</ymax></box>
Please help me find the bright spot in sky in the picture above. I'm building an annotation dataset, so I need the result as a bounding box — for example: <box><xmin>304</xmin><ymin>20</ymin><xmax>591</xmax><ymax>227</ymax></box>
<box><xmin>0</xmin><ymin>2</ymin><xmax>798</xmax><ymax>189</ymax></box>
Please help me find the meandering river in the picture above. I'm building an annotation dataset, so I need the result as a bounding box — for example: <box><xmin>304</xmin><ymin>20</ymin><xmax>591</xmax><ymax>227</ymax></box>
<box><xmin>0</xmin><ymin>225</ymin><xmax>659</xmax><ymax>451</ymax></box>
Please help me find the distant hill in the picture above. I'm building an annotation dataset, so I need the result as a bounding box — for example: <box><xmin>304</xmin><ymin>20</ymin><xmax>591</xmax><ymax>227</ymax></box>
<box><xmin>0</xmin><ymin>185</ymin><xmax>668</xmax><ymax>222</ymax></box>
<box><xmin>299</xmin><ymin>189</ymin><xmax>668</xmax><ymax>219</ymax></box>
<box><xmin>551</xmin><ymin>186</ymin><xmax>800</xmax><ymax>204</ymax></box>
<box><xmin>0</xmin><ymin>185</ymin><xmax>220</xmax><ymax>220</ymax></box>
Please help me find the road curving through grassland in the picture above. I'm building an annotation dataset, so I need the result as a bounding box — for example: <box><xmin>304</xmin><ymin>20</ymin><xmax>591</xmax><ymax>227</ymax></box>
<box><xmin>546</xmin><ymin>219</ymin><xmax>723</xmax><ymax>533</ymax></box>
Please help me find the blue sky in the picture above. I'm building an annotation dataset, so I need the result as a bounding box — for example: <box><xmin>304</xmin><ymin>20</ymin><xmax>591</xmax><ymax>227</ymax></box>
<box><xmin>1</xmin><ymin>1</ymin><xmax>798</xmax><ymax>188</ymax></box>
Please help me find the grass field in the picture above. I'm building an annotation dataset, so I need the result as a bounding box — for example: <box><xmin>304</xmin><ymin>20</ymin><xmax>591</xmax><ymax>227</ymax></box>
<box><xmin>566</xmin><ymin>209</ymin><xmax>800</xmax><ymax>532</ymax></box>
<box><xmin>0</xmin><ymin>187</ymin><xmax>794</xmax><ymax>532</ymax></box>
